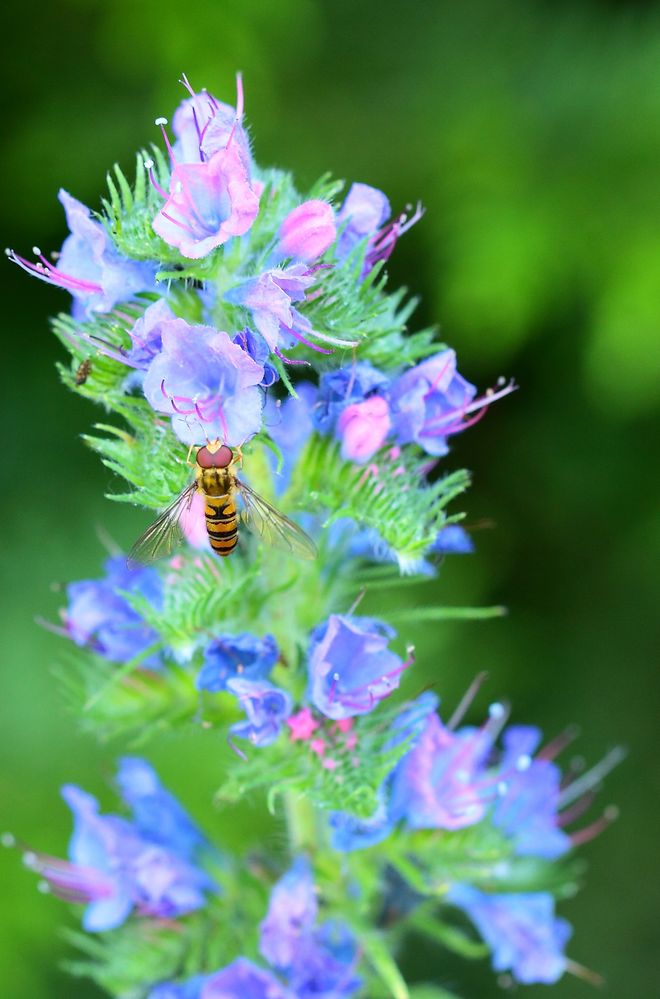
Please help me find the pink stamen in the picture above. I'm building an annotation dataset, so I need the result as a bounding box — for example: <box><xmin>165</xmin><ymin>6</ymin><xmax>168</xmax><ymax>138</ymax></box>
<box><xmin>6</xmin><ymin>248</ymin><xmax>103</xmax><ymax>295</ymax></box>
<box><xmin>423</xmin><ymin>380</ymin><xmax>518</xmax><ymax>437</ymax></box>
<box><xmin>274</xmin><ymin>348</ymin><xmax>311</xmax><ymax>367</ymax></box>
<box><xmin>447</xmin><ymin>671</ymin><xmax>489</xmax><ymax>730</ymax></box>
<box><xmin>227</xmin><ymin>735</ymin><xmax>248</xmax><ymax>762</ymax></box>
<box><xmin>569</xmin><ymin>806</ymin><xmax>618</xmax><ymax>847</ymax></box>
<box><xmin>283</xmin><ymin>324</ymin><xmax>333</xmax><ymax>355</ymax></box>
<box><xmin>557</xmin><ymin>791</ymin><xmax>597</xmax><ymax>828</ymax></box>
<box><xmin>422</xmin><ymin>355</ymin><xmax>454</xmax><ymax>400</ymax></box>
<box><xmin>143</xmin><ymin>159</ymin><xmax>170</xmax><ymax>200</ymax></box>
<box><xmin>224</xmin><ymin>72</ymin><xmax>244</xmax><ymax>153</ymax></box>
<box><xmin>155</xmin><ymin>117</ymin><xmax>176</xmax><ymax>165</ymax></box>
<box><xmin>537</xmin><ymin>724</ymin><xmax>581</xmax><ymax>762</ymax></box>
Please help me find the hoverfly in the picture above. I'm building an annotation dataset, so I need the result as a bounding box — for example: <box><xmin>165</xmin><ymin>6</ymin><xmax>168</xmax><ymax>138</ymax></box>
<box><xmin>129</xmin><ymin>441</ymin><xmax>316</xmax><ymax>564</ymax></box>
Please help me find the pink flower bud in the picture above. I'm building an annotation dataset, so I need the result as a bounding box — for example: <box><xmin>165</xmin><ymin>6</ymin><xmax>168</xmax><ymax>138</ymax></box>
<box><xmin>277</xmin><ymin>200</ymin><xmax>336</xmax><ymax>262</ymax></box>
<box><xmin>337</xmin><ymin>396</ymin><xmax>391</xmax><ymax>464</ymax></box>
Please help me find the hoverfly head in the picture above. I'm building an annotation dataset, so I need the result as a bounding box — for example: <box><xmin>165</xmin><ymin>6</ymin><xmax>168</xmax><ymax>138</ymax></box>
<box><xmin>196</xmin><ymin>442</ymin><xmax>234</xmax><ymax>469</ymax></box>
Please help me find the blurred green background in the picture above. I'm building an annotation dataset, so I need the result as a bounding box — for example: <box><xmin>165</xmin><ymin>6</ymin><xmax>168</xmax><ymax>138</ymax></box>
<box><xmin>1</xmin><ymin>1</ymin><xmax>659</xmax><ymax>995</ymax></box>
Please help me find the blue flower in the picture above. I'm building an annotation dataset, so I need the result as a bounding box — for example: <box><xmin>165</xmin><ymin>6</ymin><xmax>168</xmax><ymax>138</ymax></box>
<box><xmin>314</xmin><ymin>362</ymin><xmax>388</xmax><ymax>435</ymax></box>
<box><xmin>149</xmin><ymin>978</ymin><xmax>206</xmax><ymax>999</ymax></box>
<box><xmin>225</xmin><ymin>265</ymin><xmax>315</xmax><ymax>352</ymax></box>
<box><xmin>446</xmin><ymin>886</ymin><xmax>571</xmax><ymax>984</ymax></box>
<box><xmin>265</xmin><ymin>382</ymin><xmax>318</xmax><ymax>493</ymax></box>
<box><xmin>232</xmin><ymin>328</ymin><xmax>279</xmax><ymax>387</ymax></box>
<box><xmin>259</xmin><ymin>858</ymin><xmax>361</xmax><ymax>998</ymax></box>
<box><xmin>171</xmin><ymin>75</ymin><xmax>253</xmax><ymax>169</ymax></box>
<box><xmin>197</xmin><ymin>633</ymin><xmax>279</xmax><ymax>693</ymax></box>
<box><xmin>65</xmin><ymin>556</ymin><xmax>163</xmax><ymax>669</ymax></box>
<box><xmin>492</xmin><ymin>726</ymin><xmax>571</xmax><ymax>860</ymax></box>
<box><xmin>115</xmin><ymin>757</ymin><xmax>210</xmax><ymax>861</ymax></box>
<box><xmin>227</xmin><ymin>677</ymin><xmax>293</xmax><ymax>748</ymax></box>
<box><xmin>260</xmin><ymin>856</ymin><xmax>318</xmax><ymax>970</ymax></box>
<box><xmin>389</xmin><ymin>349</ymin><xmax>477</xmax><ymax>457</ymax></box>
<box><xmin>25</xmin><ymin>765</ymin><xmax>215</xmax><ymax>932</ymax></box>
<box><xmin>8</xmin><ymin>190</ymin><xmax>158</xmax><ymax>320</ymax></box>
<box><xmin>202</xmin><ymin>960</ymin><xmax>292</xmax><ymax>999</ymax></box>
<box><xmin>388</xmin><ymin>704</ymin><xmax>506</xmax><ymax>831</ymax></box>
<box><xmin>308</xmin><ymin>614</ymin><xmax>409</xmax><ymax>720</ymax></box>
<box><xmin>430</xmin><ymin>524</ymin><xmax>475</xmax><ymax>555</ymax></box>
<box><xmin>142</xmin><ymin>318</ymin><xmax>264</xmax><ymax>446</ymax></box>
<box><xmin>336</xmin><ymin>183</ymin><xmax>391</xmax><ymax>261</ymax></box>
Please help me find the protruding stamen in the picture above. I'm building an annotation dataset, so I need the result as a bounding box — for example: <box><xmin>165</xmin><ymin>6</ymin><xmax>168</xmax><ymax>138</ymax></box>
<box><xmin>570</xmin><ymin>805</ymin><xmax>619</xmax><ymax>847</ymax></box>
<box><xmin>447</xmin><ymin>671</ymin><xmax>489</xmax><ymax>730</ymax></box>
<box><xmin>558</xmin><ymin>747</ymin><xmax>626</xmax><ymax>809</ymax></box>
<box><xmin>142</xmin><ymin>159</ymin><xmax>170</xmax><ymax>201</ymax></box>
<box><xmin>537</xmin><ymin>723</ymin><xmax>581</xmax><ymax>761</ymax></box>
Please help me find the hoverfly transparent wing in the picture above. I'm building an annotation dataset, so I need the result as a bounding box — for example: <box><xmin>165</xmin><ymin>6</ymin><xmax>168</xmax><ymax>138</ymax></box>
<box><xmin>235</xmin><ymin>479</ymin><xmax>317</xmax><ymax>560</ymax></box>
<box><xmin>128</xmin><ymin>482</ymin><xmax>198</xmax><ymax>566</ymax></box>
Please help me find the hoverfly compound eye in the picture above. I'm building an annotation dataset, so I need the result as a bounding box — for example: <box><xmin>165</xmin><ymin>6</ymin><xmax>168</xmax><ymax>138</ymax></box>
<box><xmin>196</xmin><ymin>444</ymin><xmax>234</xmax><ymax>468</ymax></box>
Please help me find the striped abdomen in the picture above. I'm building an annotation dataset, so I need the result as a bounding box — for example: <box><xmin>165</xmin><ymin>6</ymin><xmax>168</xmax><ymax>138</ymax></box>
<box><xmin>203</xmin><ymin>492</ymin><xmax>238</xmax><ymax>557</ymax></box>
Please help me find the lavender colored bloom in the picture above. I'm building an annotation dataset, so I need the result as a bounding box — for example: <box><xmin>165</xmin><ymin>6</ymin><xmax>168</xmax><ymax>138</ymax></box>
<box><xmin>227</xmin><ymin>677</ymin><xmax>293</xmax><ymax>748</ymax></box>
<box><xmin>389</xmin><ymin>349</ymin><xmax>477</xmax><ymax>457</ymax></box>
<box><xmin>493</xmin><ymin>727</ymin><xmax>571</xmax><ymax>860</ymax></box>
<box><xmin>314</xmin><ymin>362</ymin><xmax>388</xmax><ymax>435</ymax></box>
<box><xmin>65</xmin><ymin>555</ymin><xmax>163</xmax><ymax>669</ymax></box>
<box><xmin>260</xmin><ymin>858</ymin><xmax>361</xmax><ymax>999</ymax></box>
<box><xmin>336</xmin><ymin>395</ymin><xmax>391</xmax><ymax>463</ymax></box>
<box><xmin>232</xmin><ymin>328</ymin><xmax>279</xmax><ymax>387</ymax></box>
<box><xmin>197</xmin><ymin>633</ymin><xmax>279</xmax><ymax>693</ymax></box>
<box><xmin>116</xmin><ymin>757</ymin><xmax>209</xmax><ymax>861</ymax></box>
<box><xmin>8</xmin><ymin>190</ymin><xmax>157</xmax><ymax>320</ymax></box>
<box><xmin>171</xmin><ymin>77</ymin><xmax>252</xmax><ymax>168</ymax></box>
<box><xmin>126</xmin><ymin>299</ymin><xmax>176</xmax><ymax>368</ymax></box>
<box><xmin>277</xmin><ymin>200</ymin><xmax>336</xmax><ymax>263</ymax></box>
<box><xmin>203</xmin><ymin>960</ymin><xmax>292</xmax><ymax>999</ymax></box>
<box><xmin>336</xmin><ymin>182</ymin><xmax>423</xmax><ymax>276</ymax></box>
<box><xmin>446</xmin><ymin>886</ymin><xmax>571</xmax><ymax>984</ymax></box>
<box><xmin>152</xmin><ymin>143</ymin><xmax>260</xmax><ymax>259</ymax></box>
<box><xmin>430</xmin><ymin>524</ymin><xmax>475</xmax><ymax>555</ymax></box>
<box><xmin>260</xmin><ymin>856</ymin><xmax>318</xmax><ymax>969</ymax></box>
<box><xmin>265</xmin><ymin>382</ymin><xmax>318</xmax><ymax>493</ymax></box>
<box><xmin>388</xmin><ymin>703</ymin><xmax>508</xmax><ymax>830</ymax></box>
<box><xmin>308</xmin><ymin>614</ymin><xmax>408</xmax><ymax>720</ymax></box>
<box><xmin>142</xmin><ymin>318</ymin><xmax>264</xmax><ymax>446</ymax></box>
<box><xmin>27</xmin><ymin>775</ymin><xmax>214</xmax><ymax>932</ymax></box>
<box><xmin>225</xmin><ymin>265</ymin><xmax>315</xmax><ymax>352</ymax></box>
<box><xmin>336</xmin><ymin>182</ymin><xmax>390</xmax><ymax>259</ymax></box>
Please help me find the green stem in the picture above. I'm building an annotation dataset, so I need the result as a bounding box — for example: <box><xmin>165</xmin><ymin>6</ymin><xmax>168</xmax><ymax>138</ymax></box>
<box><xmin>284</xmin><ymin>791</ymin><xmax>318</xmax><ymax>855</ymax></box>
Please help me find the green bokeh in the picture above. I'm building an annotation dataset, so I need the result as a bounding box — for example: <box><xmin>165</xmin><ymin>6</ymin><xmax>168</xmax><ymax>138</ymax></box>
<box><xmin>1</xmin><ymin>1</ymin><xmax>659</xmax><ymax>995</ymax></box>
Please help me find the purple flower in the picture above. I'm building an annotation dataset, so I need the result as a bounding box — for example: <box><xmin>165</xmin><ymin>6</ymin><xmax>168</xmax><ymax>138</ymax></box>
<box><xmin>26</xmin><ymin>771</ymin><xmax>214</xmax><ymax>932</ymax></box>
<box><xmin>116</xmin><ymin>757</ymin><xmax>210</xmax><ymax>861</ymax></box>
<box><xmin>232</xmin><ymin>328</ymin><xmax>279</xmax><ymax>387</ymax></box>
<box><xmin>336</xmin><ymin>183</ymin><xmax>390</xmax><ymax>259</ymax></box>
<box><xmin>265</xmin><ymin>382</ymin><xmax>317</xmax><ymax>493</ymax></box>
<box><xmin>171</xmin><ymin>75</ymin><xmax>253</xmax><ymax>169</ymax></box>
<box><xmin>308</xmin><ymin>614</ymin><xmax>409</xmax><ymax>720</ymax></box>
<box><xmin>202</xmin><ymin>960</ymin><xmax>292</xmax><ymax>999</ymax></box>
<box><xmin>388</xmin><ymin>703</ymin><xmax>509</xmax><ymax>830</ymax></box>
<box><xmin>7</xmin><ymin>190</ymin><xmax>157</xmax><ymax>320</ymax></box>
<box><xmin>492</xmin><ymin>727</ymin><xmax>572</xmax><ymax>860</ymax></box>
<box><xmin>65</xmin><ymin>556</ymin><xmax>163</xmax><ymax>669</ymax></box>
<box><xmin>336</xmin><ymin>395</ymin><xmax>391</xmax><ymax>463</ymax></box>
<box><xmin>142</xmin><ymin>318</ymin><xmax>264</xmax><ymax>446</ymax></box>
<box><xmin>446</xmin><ymin>886</ymin><xmax>571</xmax><ymax>984</ymax></box>
<box><xmin>151</xmin><ymin>140</ymin><xmax>260</xmax><ymax>259</ymax></box>
<box><xmin>225</xmin><ymin>265</ymin><xmax>315</xmax><ymax>352</ymax></box>
<box><xmin>260</xmin><ymin>857</ymin><xmax>318</xmax><ymax>969</ymax></box>
<box><xmin>149</xmin><ymin>978</ymin><xmax>206</xmax><ymax>999</ymax></box>
<box><xmin>227</xmin><ymin>677</ymin><xmax>293</xmax><ymax>748</ymax></box>
<box><xmin>126</xmin><ymin>299</ymin><xmax>177</xmax><ymax>368</ymax></box>
<box><xmin>197</xmin><ymin>633</ymin><xmax>279</xmax><ymax>693</ymax></box>
<box><xmin>389</xmin><ymin>350</ymin><xmax>516</xmax><ymax>457</ymax></box>
<box><xmin>336</xmin><ymin>182</ymin><xmax>423</xmax><ymax>276</ymax></box>
<box><xmin>314</xmin><ymin>362</ymin><xmax>388</xmax><ymax>435</ymax></box>
<box><xmin>277</xmin><ymin>200</ymin><xmax>336</xmax><ymax>263</ymax></box>
<box><xmin>259</xmin><ymin>858</ymin><xmax>361</xmax><ymax>998</ymax></box>
<box><xmin>389</xmin><ymin>350</ymin><xmax>477</xmax><ymax>457</ymax></box>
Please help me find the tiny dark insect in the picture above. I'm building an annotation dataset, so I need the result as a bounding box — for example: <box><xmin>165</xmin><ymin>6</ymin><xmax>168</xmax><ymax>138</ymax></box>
<box><xmin>75</xmin><ymin>359</ymin><xmax>92</xmax><ymax>385</ymax></box>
